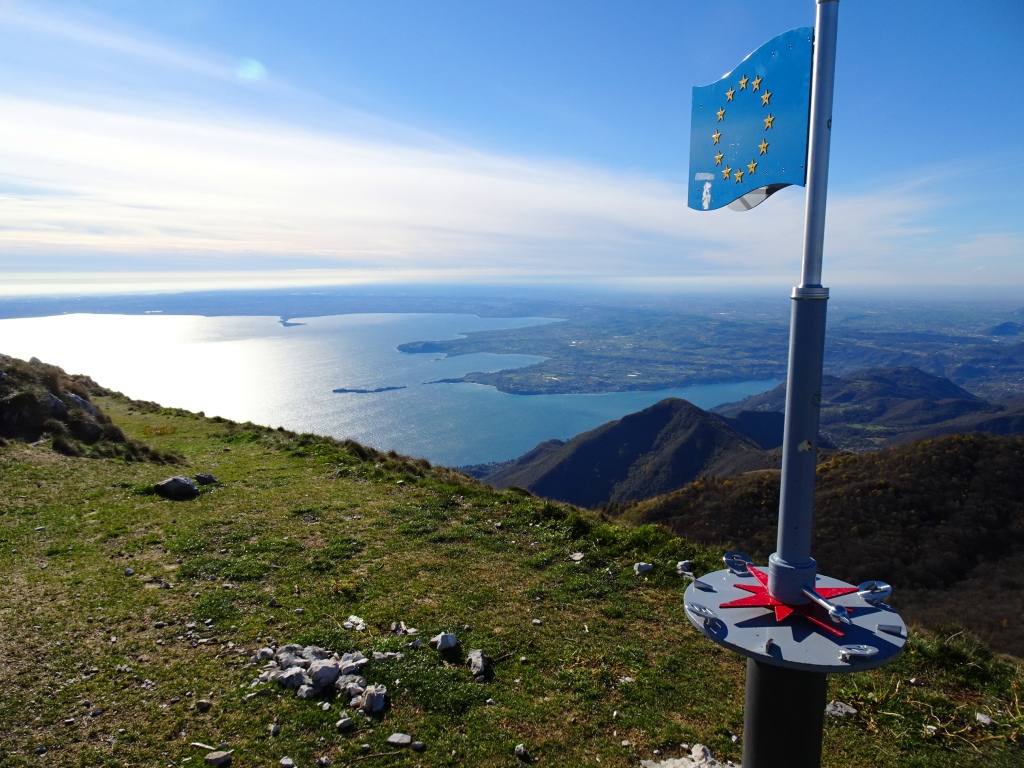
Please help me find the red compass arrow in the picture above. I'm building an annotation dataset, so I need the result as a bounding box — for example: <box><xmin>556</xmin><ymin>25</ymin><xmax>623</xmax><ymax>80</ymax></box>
<box><xmin>719</xmin><ymin>567</ymin><xmax>860</xmax><ymax>637</ymax></box>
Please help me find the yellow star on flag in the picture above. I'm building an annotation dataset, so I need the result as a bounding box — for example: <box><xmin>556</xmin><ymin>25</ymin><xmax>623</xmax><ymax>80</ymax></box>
<box><xmin>747</xmin><ymin>159</ymin><xmax>758</xmax><ymax>175</ymax></box>
<box><xmin>734</xmin><ymin>169</ymin><xmax>744</xmax><ymax>183</ymax></box>
<box><xmin>716</xmin><ymin>106</ymin><xmax>726</xmax><ymax>121</ymax></box>
<box><xmin>712</xmin><ymin>129</ymin><xmax>721</xmax><ymax>144</ymax></box>
<box><xmin>761</xmin><ymin>91</ymin><xmax>772</xmax><ymax>106</ymax></box>
<box><xmin>759</xmin><ymin>139</ymin><xmax>769</xmax><ymax>154</ymax></box>
<box><xmin>725</xmin><ymin>87</ymin><xmax>735</xmax><ymax>101</ymax></box>
<box><xmin>751</xmin><ymin>75</ymin><xmax>762</xmax><ymax>91</ymax></box>
<box><xmin>722</xmin><ymin>166</ymin><xmax>732</xmax><ymax>180</ymax></box>
<box><xmin>739</xmin><ymin>75</ymin><xmax>748</xmax><ymax>90</ymax></box>
<box><xmin>764</xmin><ymin>114</ymin><xmax>775</xmax><ymax>129</ymax></box>
<box><xmin>715</xmin><ymin>152</ymin><xmax>724</xmax><ymax>165</ymax></box>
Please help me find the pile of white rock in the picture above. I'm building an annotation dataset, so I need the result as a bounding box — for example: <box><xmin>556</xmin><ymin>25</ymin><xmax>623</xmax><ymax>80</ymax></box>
<box><xmin>252</xmin><ymin>631</ymin><xmax>485</xmax><ymax>713</ymax></box>
<box><xmin>253</xmin><ymin>643</ymin><xmax>388</xmax><ymax>714</ymax></box>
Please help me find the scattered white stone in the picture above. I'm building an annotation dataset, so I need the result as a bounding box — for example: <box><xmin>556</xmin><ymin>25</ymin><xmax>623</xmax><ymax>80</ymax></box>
<box><xmin>825</xmin><ymin>700</ymin><xmax>858</xmax><ymax>718</ymax></box>
<box><xmin>335</xmin><ymin>674</ymin><xmax>367</xmax><ymax>699</ymax></box>
<box><xmin>570</xmin><ymin>552</ymin><xmax>585</xmax><ymax>562</ymax></box>
<box><xmin>975</xmin><ymin>712</ymin><xmax>994</xmax><ymax>727</ymax></box>
<box><xmin>347</xmin><ymin>615</ymin><xmax>367</xmax><ymax>631</ymax></box>
<box><xmin>515</xmin><ymin>743</ymin><xmax>527</xmax><ymax>760</ymax></box>
<box><xmin>531</xmin><ymin>619</ymin><xmax>541</xmax><ymax>626</ymax></box>
<box><xmin>279</xmin><ymin>758</ymin><xmax>295</xmax><ymax>768</ymax></box>
<box><xmin>339</xmin><ymin>651</ymin><xmax>369</xmax><ymax>674</ymax></box>
<box><xmin>307</xmin><ymin>658</ymin><xmax>341</xmax><ymax>690</ymax></box>
<box><xmin>386</xmin><ymin>733</ymin><xmax>412</xmax><ymax>747</ymax></box>
<box><xmin>634</xmin><ymin>562</ymin><xmax>653</xmax><ymax>575</ymax></box>
<box><xmin>640</xmin><ymin>743</ymin><xmax>730</xmax><ymax>768</ymax></box>
<box><xmin>302</xmin><ymin>645</ymin><xmax>332</xmax><ymax>661</ymax></box>
<box><xmin>467</xmin><ymin>649</ymin><xmax>487</xmax><ymax>677</ymax></box>
<box><xmin>204</xmin><ymin>752</ymin><xmax>232</xmax><ymax>767</ymax></box>
<box><xmin>335</xmin><ymin>715</ymin><xmax>352</xmax><ymax>731</ymax></box>
<box><xmin>430</xmin><ymin>632</ymin><xmax>457</xmax><ymax>651</ymax></box>
<box><xmin>360</xmin><ymin>683</ymin><xmax>387</xmax><ymax>714</ymax></box>
<box><xmin>276</xmin><ymin>667</ymin><xmax>307</xmax><ymax>689</ymax></box>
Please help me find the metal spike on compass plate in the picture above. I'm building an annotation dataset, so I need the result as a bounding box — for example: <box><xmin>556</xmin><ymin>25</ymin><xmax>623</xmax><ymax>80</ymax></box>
<box><xmin>839</xmin><ymin>644</ymin><xmax>879</xmax><ymax>662</ymax></box>
<box><xmin>801</xmin><ymin>586</ymin><xmax>853</xmax><ymax>625</ymax></box>
<box><xmin>856</xmin><ymin>580</ymin><xmax>892</xmax><ymax>604</ymax></box>
<box><xmin>827</xmin><ymin>604</ymin><xmax>852</xmax><ymax>625</ymax></box>
<box><xmin>686</xmin><ymin>602</ymin><xmax>719</xmax><ymax>626</ymax></box>
<box><xmin>723</xmin><ymin>551</ymin><xmax>754</xmax><ymax>575</ymax></box>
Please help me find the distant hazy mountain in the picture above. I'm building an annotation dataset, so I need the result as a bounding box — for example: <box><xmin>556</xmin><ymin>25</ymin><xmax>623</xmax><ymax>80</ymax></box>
<box><xmin>481</xmin><ymin>398</ymin><xmax>777</xmax><ymax>507</ymax></box>
<box><xmin>714</xmin><ymin>366</ymin><xmax>1022</xmax><ymax>452</ymax></box>
<box><xmin>987</xmin><ymin>321</ymin><xmax>1024</xmax><ymax>337</ymax></box>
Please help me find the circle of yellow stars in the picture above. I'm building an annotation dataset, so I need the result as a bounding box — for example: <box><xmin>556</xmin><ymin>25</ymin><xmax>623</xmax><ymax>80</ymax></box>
<box><xmin>711</xmin><ymin>73</ymin><xmax>774</xmax><ymax>184</ymax></box>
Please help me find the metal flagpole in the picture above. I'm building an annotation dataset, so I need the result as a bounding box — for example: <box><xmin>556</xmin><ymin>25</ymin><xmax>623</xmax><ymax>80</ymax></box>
<box><xmin>684</xmin><ymin>2</ymin><xmax>907</xmax><ymax>767</ymax></box>
<box><xmin>748</xmin><ymin>4</ymin><xmax>839</xmax><ymax>763</ymax></box>
<box><xmin>767</xmin><ymin>0</ymin><xmax>837</xmax><ymax>619</ymax></box>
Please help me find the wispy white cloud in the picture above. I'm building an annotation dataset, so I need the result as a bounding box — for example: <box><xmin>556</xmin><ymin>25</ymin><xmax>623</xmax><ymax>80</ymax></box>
<box><xmin>0</xmin><ymin>1</ymin><xmax>989</xmax><ymax>292</ymax></box>
<box><xmin>0</xmin><ymin>2</ymin><xmax>240</xmax><ymax>85</ymax></box>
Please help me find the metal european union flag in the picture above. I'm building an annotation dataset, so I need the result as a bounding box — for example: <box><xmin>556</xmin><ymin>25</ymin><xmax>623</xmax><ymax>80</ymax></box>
<box><xmin>688</xmin><ymin>27</ymin><xmax>813</xmax><ymax>211</ymax></box>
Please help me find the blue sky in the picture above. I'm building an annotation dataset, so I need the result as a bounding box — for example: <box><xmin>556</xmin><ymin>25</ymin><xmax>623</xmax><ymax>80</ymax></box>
<box><xmin>1</xmin><ymin>0</ymin><xmax>1022</xmax><ymax>296</ymax></box>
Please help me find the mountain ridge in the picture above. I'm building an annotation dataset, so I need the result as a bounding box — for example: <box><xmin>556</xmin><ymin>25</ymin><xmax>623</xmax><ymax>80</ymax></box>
<box><xmin>482</xmin><ymin>398</ymin><xmax>778</xmax><ymax>507</ymax></box>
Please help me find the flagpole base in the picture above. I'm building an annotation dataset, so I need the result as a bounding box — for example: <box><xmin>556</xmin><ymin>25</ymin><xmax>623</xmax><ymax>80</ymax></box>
<box><xmin>742</xmin><ymin>658</ymin><xmax>827</xmax><ymax>768</ymax></box>
<box><xmin>683</xmin><ymin>567</ymin><xmax>906</xmax><ymax>673</ymax></box>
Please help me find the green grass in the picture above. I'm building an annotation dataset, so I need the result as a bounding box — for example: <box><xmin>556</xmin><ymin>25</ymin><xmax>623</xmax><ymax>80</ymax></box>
<box><xmin>0</xmin><ymin>395</ymin><xmax>1021</xmax><ymax>767</ymax></box>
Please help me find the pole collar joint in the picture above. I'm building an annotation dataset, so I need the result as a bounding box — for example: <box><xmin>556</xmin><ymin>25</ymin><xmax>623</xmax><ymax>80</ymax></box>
<box><xmin>768</xmin><ymin>552</ymin><xmax>817</xmax><ymax>603</ymax></box>
<box><xmin>792</xmin><ymin>285</ymin><xmax>830</xmax><ymax>300</ymax></box>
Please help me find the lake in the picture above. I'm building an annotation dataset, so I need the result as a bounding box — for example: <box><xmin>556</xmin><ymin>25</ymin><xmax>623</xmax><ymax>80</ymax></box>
<box><xmin>0</xmin><ymin>312</ymin><xmax>778</xmax><ymax>466</ymax></box>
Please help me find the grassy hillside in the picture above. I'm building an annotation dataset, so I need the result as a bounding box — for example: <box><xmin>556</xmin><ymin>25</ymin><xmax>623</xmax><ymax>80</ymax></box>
<box><xmin>0</xmin><ymin>366</ymin><xmax>1022</xmax><ymax>766</ymax></box>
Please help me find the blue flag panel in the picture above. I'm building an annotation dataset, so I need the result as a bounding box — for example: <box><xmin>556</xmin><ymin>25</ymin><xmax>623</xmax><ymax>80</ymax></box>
<box><xmin>688</xmin><ymin>27</ymin><xmax>813</xmax><ymax>211</ymax></box>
